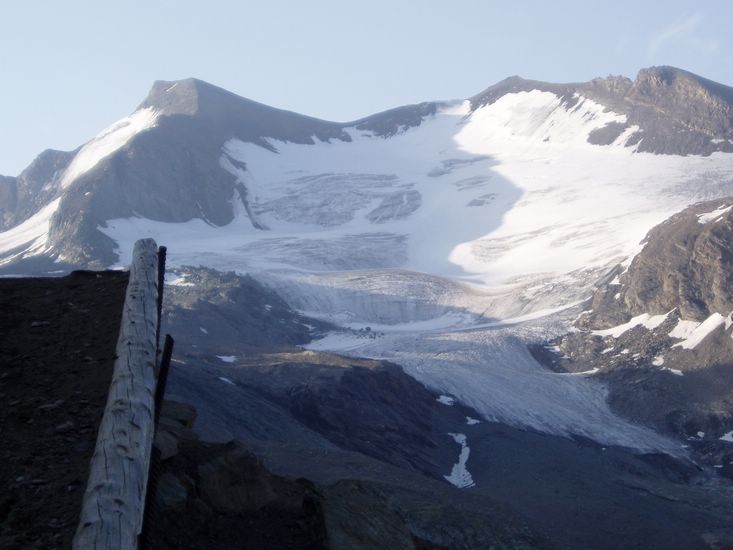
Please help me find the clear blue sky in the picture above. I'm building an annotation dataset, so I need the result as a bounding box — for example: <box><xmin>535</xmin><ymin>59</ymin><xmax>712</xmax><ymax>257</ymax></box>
<box><xmin>2</xmin><ymin>0</ymin><xmax>732</xmax><ymax>176</ymax></box>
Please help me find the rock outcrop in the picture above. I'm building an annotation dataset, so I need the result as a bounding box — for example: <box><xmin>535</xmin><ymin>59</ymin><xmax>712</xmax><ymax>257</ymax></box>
<box><xmin>541</xmin><ymin>199</ymin><xmax>733</xmax><ymax>475</ymax></box>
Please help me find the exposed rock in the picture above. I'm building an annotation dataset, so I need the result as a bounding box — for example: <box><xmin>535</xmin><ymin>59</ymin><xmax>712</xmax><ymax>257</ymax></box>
<box><xmin>197</xmin><ymin>443</ymin><xmax>277</xmax><ymax>514</ymax></box>
<box><xmin>154</xmin><ymin>430</ymin><xmax>180</xmax><ymax>462</ymax></box>
<box><xmin>156</xmin><ymin>472</ymin><xmax>189</xmax><ymax>510</ymax></box>
<box><xmin>542</xmin><ymin>198</ymin><xmax>733</xmax><ymax>472</ymax></box>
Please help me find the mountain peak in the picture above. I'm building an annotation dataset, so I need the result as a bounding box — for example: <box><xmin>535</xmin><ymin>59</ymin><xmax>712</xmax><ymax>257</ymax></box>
<box><xmin>138</xmin><ymin>77</ymin><xmax>253</xmax><ymax>117</ymax></box>
<box><xmin>633</xmin><ymin>65</ymin><xmax>733</xmax><ymax>104</ymax></box>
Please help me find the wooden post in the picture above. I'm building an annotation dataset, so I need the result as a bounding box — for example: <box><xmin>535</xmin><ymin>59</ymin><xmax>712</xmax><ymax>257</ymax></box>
<box><xmin>73</xmin><ymin>238</ymin><xmax>160</xmax><ymax>550</ymax></box>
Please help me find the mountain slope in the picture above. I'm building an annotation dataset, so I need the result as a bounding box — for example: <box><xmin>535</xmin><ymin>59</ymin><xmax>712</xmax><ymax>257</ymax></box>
<box><xmin>543</xmin><ymin>198</ymin><xmax>733</xmax><ymax>475</ymax></box>
<box><xmin>2</xmin><ymin>66</ymin><xmax>733</xmax><ymax>452</ymax></box>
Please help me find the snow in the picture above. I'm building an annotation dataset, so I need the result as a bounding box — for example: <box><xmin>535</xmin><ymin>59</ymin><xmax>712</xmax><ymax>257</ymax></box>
<box><xmin>697</xmin><ymin>431</ymin><xmax>705</xmax><ymax>438</ymax></box>
<box><xmin>437</xmin><ymin>395</ymin><xmax>456</xmax><ymax>406</ymax></box>
<box><xmin>466</xmin><ymin>416</ymin><xmax>481</xmax><ymax>425</ymax></box>
<box><xmin>720</xmin><ymin>431</ymin><xmax>733</xmax><ymax>443</ymax></box>
<box><xmin>93</xmin><ymin>89</ymin><xmax>733</xmax><ymax>454</ymax></box>
<box><xmin>652</xmin><ymin>355</ymin><xmax>665</xmax><ymax>366</ymax></box>
<box><xmin>697</xmin><ymin>204</ymin><xmax>732</xmax><ymax>224</ymax></box>
<box><xmin>592</xmin><ymin>311</ymin><xmax>670</xmax><ymax>338</ymax></box>
<box><xmin>444</xmin><ymin>433</ymin><xmax>475</xmax><ymax>488</ymax></box>
<box><xmin>672</xmin><ymin>313</ymin><xmax>726</xmax><ymax>350</ymax></box>
<box><xmin>663</xmin><ymin>368</ymin><xmax>684</xmax><ymax>376</ymax></box>
<box><xmin>216</xmin><ymin>355</ymin><xmax>236</xmax><ymax>363</ymax></box>
<box><xmin>60</xmin><ymin>107</ymin><xmax>158</xmax><ymax>189</ymax></box>
<box><xmin>217</xmin><ymin>376</ymin><xmax>236</xmax><ymax>386</ymax></box>
<box><xmin>668</xmin><ymin>319</ymin><xmax>701</xmax><ymax>340</ymax></box>
<box><xmin>166</xmin><ymin>272</ymin><xmax>195</xmax><ymax>287</ymax></box>
<box><xmin>0</xmin><ymin>199</ymin><xmax>61</xmax><ymax>264</ymax></box>
<box><xmin>558</xmin><ymin>368</ymin><xmax>599</xmax><ymax>376</ymax></box>
<box><xmin>200</xmin><ymin>327</ymin><xmax>209</xmax><ymax>334</ymax></box>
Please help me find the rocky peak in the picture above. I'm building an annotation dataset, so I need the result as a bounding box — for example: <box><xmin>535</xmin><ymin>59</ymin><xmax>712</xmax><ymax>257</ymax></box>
<box><xmin>627</xmin><ymin>66</ymin><xmax>733</xmax><ymax>138</ymax></box>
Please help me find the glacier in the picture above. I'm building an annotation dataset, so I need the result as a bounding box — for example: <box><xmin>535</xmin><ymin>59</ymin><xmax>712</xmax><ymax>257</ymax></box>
<box><xmin>76</xmin><ymin>90</ymin><xmax>733</xmax><ymax>451</ymax></box>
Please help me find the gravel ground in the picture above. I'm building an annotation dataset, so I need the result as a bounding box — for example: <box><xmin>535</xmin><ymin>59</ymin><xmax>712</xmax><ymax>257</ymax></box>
<box><xmin>0</xmin><ymin>270</ymin><xmax>128</xmax><ymax>549</ymax></box>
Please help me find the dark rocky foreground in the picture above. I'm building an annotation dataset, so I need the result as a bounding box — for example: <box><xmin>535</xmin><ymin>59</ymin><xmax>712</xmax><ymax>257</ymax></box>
<box><xmin>0</xmin><ymin>270</ymin><xmax>128</xmax><ymax>549</ymax></box>
<box><xmin>3</xmin><ymin>267</ymin><xmax>733</xmax><ymax>548</ymax></box>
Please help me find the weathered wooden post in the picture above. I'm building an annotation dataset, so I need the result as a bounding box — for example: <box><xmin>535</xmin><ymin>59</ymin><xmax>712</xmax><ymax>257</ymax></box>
<box><xmin>73</xmin><ymin>238</ymin><xmax>161</xmax><ymax>550</ymax></box>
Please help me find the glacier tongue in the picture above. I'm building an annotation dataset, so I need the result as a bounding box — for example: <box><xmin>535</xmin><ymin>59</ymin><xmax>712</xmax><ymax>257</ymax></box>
<box><xmin>96</xmin><ymin>91</ymin><xmax>733</xmax><ymax>452</ymax></box>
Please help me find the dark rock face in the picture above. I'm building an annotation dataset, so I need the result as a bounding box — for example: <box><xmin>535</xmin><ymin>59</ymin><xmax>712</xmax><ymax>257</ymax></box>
<box><xmin>471</xmin><ymin>66</ymin><xmax>733</xmax><ymax>156</ymax></box>
<box><xmin>585</xmin><ymin>198</ymin><xmax>733</xmax><ymax>327</ymax></box>
<box><xmin>353</xmin><ymin>101</ymin><xmax>439</xmax><ymax>137</ymax></box>
<box><xmin>542</xmin><ymin>199</ymin><xmax>733</xmax><ymax>472</ymax></box>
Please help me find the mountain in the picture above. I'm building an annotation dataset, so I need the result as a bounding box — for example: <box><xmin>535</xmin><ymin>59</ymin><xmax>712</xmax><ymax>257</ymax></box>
<box><xmin>542</xmin><ymin>198</ymin><xmax>733</xmax><ymax>474</ymax></box>
<box><xmin>3</xmin><ymin>66</ymin><xmax>733</xmax><ymax>547</ymax></box>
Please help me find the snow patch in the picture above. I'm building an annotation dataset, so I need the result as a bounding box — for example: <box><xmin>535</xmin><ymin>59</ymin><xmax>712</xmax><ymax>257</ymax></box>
<box><xmin>672</xmin><ymin>313</ymin><xmax>726</xmax><ymax>350</ymax></box>
<box><xmin>720</xmin><ymin>431</ymin><xmax>733</xmax><ymax>443</ymax></box>
<box><xmin>444</xmin><ymin>433</ymin><xmax>475</xmax><ymax>488</ymax></box>
<box><xmin>61</xmin><ymin>107</ymin><xmax>158</xmax><ymax>188</ymax></box>
<box><xmin>652</xmin><ymin>355</ymin><xmax>664</xmax><ymax>366</ymax></box>
<box><xmin>697</xmin><ymin>204</ymin><xmax>732</xmax><ymax>224</ymax></box>
<box><xmin>437</xmin><ymin>395</ymin><xmax>455</xmax><ymax>406</ymax></box>
<box><xmin>663</xmin><ymin>368</ymin><xmax>684</xmax><ymax>376</ymax></box>
<box><xmin>217</xmin><ymin>377</ymin><xmax>236</xmax><ymax>386</ymax></box>
<box><xmin>166</xmin><ymin>272</ymin><xmax>195</xmax><ymax>287</ymax></box>
<box><xmin>0</xmin><ymin>199</ymin><xmax>61</xmax><ymax>261</ymax></box>
<box><xmin>200</xmin><ymin>327</ymin><xmax>209</xmax><ymax>334</ymax></box>
<box><xmin>466</xmin><ymin>416</ymin><xmax>481</xmax><ymax>425</ymax></box>
<box><xmin>216</xmin><ymin>355</ymin><xmax>236</xmax><ymax>363</ymax></box>
<box><xmin>592</xmin><ymin>311</ymin><xmax>670</xmax><ymax>338</ymax></box>
<box><xmin>668</xmin><ymin>319</ymin><xmax>700</xmax><ymax>340</ymax></box>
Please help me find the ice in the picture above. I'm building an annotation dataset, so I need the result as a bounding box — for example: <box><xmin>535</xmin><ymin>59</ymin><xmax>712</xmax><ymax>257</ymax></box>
<box><xmin>720</xmin><ymin>431</ymin><xmax>733</xmax><ymax>443</ymax></box>
<box><xmin>308</xmin><ymin>314</ymin><xmax>680</xmax><ymax>454</ymax></box>
<box><xmin>466</xmin><ymin>416</ymin><xmax>481</xmax><ymax>425</ymax></box>
<box><xmin>444</xmin><ymin>433</ymin><xmax>475</xmax><ymax>489</ymax></box>
<box><xmin>672</xmin><ymin>313</ymin><xmax>726</xmax><ymax>350</ymax></box>
<box><xmin>200</xmin><ymin>327</ymin><xmax>209</xmax><ymax>334</ymax></box>
<box><xmin>216</xmin><ymin>355</ymin><xmax>236</xmax><ymax>363</ymax></box>
<box><xmin>697</xmin><ymin>204</ymin><xmax>732</xmax><ymax>224</ymax></box>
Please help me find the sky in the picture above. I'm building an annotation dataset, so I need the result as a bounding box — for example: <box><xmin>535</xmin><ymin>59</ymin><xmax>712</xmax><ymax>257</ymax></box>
<box><xmin>1</xmin><ymin>0</ymin><xmax>732</xmax><ymax>176</ymax></box>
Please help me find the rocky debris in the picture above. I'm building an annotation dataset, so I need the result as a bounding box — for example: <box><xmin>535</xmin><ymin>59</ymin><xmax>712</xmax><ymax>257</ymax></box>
<box><xmin>163</xmin><ymin>267</ymin><xmax>333</xmax><ymax>355</ymax></box>
<box><xmin>197</xmin><ymin>445</ymin><xmax>278</xmax><ymax>514</ymax></box>
<box><xmin>150</xmin><ymin>400</ymin><xmax>543</xmax><ymax>550</ymax></box>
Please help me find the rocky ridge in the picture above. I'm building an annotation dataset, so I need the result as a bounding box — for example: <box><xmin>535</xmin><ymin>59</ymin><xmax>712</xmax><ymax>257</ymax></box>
<box><xmin>542</xmin><ymin>198</ymin><xmax>733</xmax><ymax>475</ymax></box>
